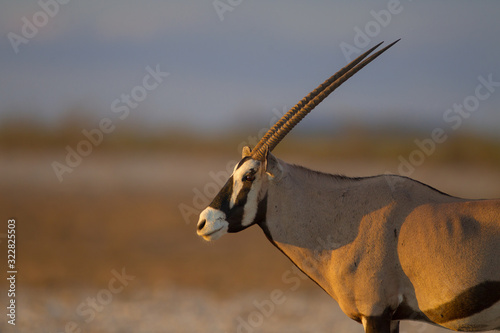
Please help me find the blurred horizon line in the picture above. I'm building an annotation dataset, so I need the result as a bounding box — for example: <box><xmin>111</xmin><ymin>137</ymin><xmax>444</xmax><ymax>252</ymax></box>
<box><xmin>2</xmin><ymin>108</ymin><xmax>499</xmax><ymax>167</ymax></box>
<box><xmin>2</xmin><ymin>104</ymin><xmax>500</xmax><ymax>139</ymax></box>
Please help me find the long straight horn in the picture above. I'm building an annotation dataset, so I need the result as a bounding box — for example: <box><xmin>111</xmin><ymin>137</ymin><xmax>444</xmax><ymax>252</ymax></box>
<box><xmin>251</xmin><ymin>41</ymin><xmax>384</xmax><ymax>157</ymax></box>
<box><xmin>251</xmin><ymin>39</ymin><xmax>400</xmax><ymax>161</ymax></box>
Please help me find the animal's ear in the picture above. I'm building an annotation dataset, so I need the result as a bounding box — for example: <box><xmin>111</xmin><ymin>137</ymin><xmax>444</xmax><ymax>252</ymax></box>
<box><xmin>241</xmin><ymin>146</ymin><xmax>252</xmax><ymax>158</ymax></box>
<box><xmin>265</xmin><ymin>151</ymin><xmax>283</xmax><ymax>180</ymax></box>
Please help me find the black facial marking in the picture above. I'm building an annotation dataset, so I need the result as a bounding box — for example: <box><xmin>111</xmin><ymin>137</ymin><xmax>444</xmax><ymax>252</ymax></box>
<box><xmin>208</xmin><ymin>163</ymin><xmax>266</xmax><ymax>233</ymax></box>
<box><xmin>235</xmin><ymin>156</ymin><xmax>252</xmax><ymax>170</ymax></box>
<box><xmin>226</xmin><ymin>206</ymin><xmax>246</xmax><ymax>232</ymax></box>
<box><xmin>424</xmin><ymin>281</ymin><xmax>500</xmax><ymax>324</ymax></box>
<box><xmin>235</xmin><ymin>178</ymin><xmax>253</xmax><ymax>203</ymax></box>
<box><xmin>209</xmin><ymin>176</ymin><xmax>233</xmax><ymax>211</ymax></box>
<box><xmin>254</xmin><ymin>194</ymin><xmax>267</xmax><ymax>226</ymax></box>
<box><xmin>226</xmin><ymin>179</ymin><xmax>254</xmax><ymax>232</ymax></box>
<box><xmin>227</xmin><ymin>192</ymin><xmax>267</xmax><ymax>234</ymax></box>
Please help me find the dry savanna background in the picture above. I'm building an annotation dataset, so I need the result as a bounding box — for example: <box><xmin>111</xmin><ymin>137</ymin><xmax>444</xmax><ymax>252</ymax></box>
<box><xmin>2</xmin><ymin>1</ymin><xmax>500</xmax><ymax>332</ymax></box>
<box><xmin>1</xmin><ymin>117</ymin><xmax>499</xmax><ymax>333</ymax></box>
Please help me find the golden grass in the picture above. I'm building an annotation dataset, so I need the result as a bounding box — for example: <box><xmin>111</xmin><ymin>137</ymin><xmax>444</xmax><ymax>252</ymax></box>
<box><xmin>1</xmin><ymin>120</ymin><xmax>499</xmax><ymax>166</ymax></box>
<box><xmin>1</xmin><ymin>120</ymin><xmax>499</xmax><ymax>297</ymax></box>
<box><xmin>1</xmin><ymin>187</ymin><xmax>307</xmax><ymax>296</ymax></box>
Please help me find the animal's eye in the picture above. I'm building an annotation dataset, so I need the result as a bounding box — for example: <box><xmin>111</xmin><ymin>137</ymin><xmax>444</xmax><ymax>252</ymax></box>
<box><xmin>244</xmin><ymin>174</ymin><xmax>255</xmax><ymax>182</ymax></box>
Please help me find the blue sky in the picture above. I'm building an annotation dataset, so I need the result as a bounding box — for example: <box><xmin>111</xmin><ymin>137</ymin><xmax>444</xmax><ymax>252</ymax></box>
<box><xmin>1</xmin><ymin>0</ymin><xmax>499</xmax><ymax>135</ymax></box>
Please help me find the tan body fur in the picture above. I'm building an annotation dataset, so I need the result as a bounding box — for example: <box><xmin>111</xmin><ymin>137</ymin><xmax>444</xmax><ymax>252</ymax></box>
<box><xmin>196</xmin><ymin>41</ymin><xmax>500</xmax><ymax>332</ymax></box>
<box><xmin>264</xmin><ymin>157</ymin><xmax>500</xmax><ymax>331</ymax></box>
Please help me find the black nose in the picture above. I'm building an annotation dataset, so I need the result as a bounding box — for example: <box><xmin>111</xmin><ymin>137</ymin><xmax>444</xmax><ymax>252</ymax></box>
<box><xmin>197</xmin><ymin>219</ymin><xmax>206</xmax><ymax>231</ymax></box>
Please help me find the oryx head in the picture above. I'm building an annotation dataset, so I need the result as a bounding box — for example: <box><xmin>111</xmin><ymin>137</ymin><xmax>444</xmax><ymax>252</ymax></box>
<box><xmin>197</xmin><ymin>40</ymin><xmax>399</xmax><ymax>241</ymax></box>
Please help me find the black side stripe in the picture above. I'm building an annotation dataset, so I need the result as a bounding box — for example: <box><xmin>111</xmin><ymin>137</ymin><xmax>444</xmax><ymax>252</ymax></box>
<box><xmin>424</xmin><ymin>281</ymin><xmax>500</xmax><ymax>323</ymax></box>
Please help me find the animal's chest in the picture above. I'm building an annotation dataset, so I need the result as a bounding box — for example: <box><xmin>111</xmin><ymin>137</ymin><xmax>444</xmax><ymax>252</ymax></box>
<box><xmin>316</xmin><ymin>244</ymin><xmax>402</xmax><ymax>318</ymax></box>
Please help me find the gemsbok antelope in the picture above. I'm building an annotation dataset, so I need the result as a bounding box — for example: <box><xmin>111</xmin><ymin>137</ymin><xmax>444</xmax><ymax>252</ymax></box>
<box><xmin>196</xmin><ymin>40</ymin><xmax>500</xmax><ymax>333</ymax></box>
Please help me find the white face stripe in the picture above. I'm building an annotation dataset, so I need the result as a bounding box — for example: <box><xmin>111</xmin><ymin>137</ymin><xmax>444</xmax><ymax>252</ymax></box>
<box><xmin>241</xmin><ymin>184</ymin><xmax>259</xmax><ymax>227</ymax></box>
<box><xmin>230</xmin><ymin>159</ymin><xmax>261</xmax><ymax>209</ymax></box>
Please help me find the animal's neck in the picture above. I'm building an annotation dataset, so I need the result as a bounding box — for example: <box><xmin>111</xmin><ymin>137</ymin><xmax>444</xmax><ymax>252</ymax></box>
<box><xmin>259</xmin><ymin>163</ymin><xmax>362</xmax><ymax>291</ymax></box>
<box><xmin>258</xmin><ymin>162</ymin><xmax>407</xmax><ymax>300</ymax></box>
<box><xmin>263</xmin><ymin>162</ymin><xmax>358</xmax><ymax>246</ymax></box>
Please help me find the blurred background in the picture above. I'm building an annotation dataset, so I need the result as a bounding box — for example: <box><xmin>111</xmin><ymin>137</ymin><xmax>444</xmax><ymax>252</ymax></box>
<box><xmin>1</xmin><ymin>1</ymin><xmax>499</xmax><ymax>332</ymax></box>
